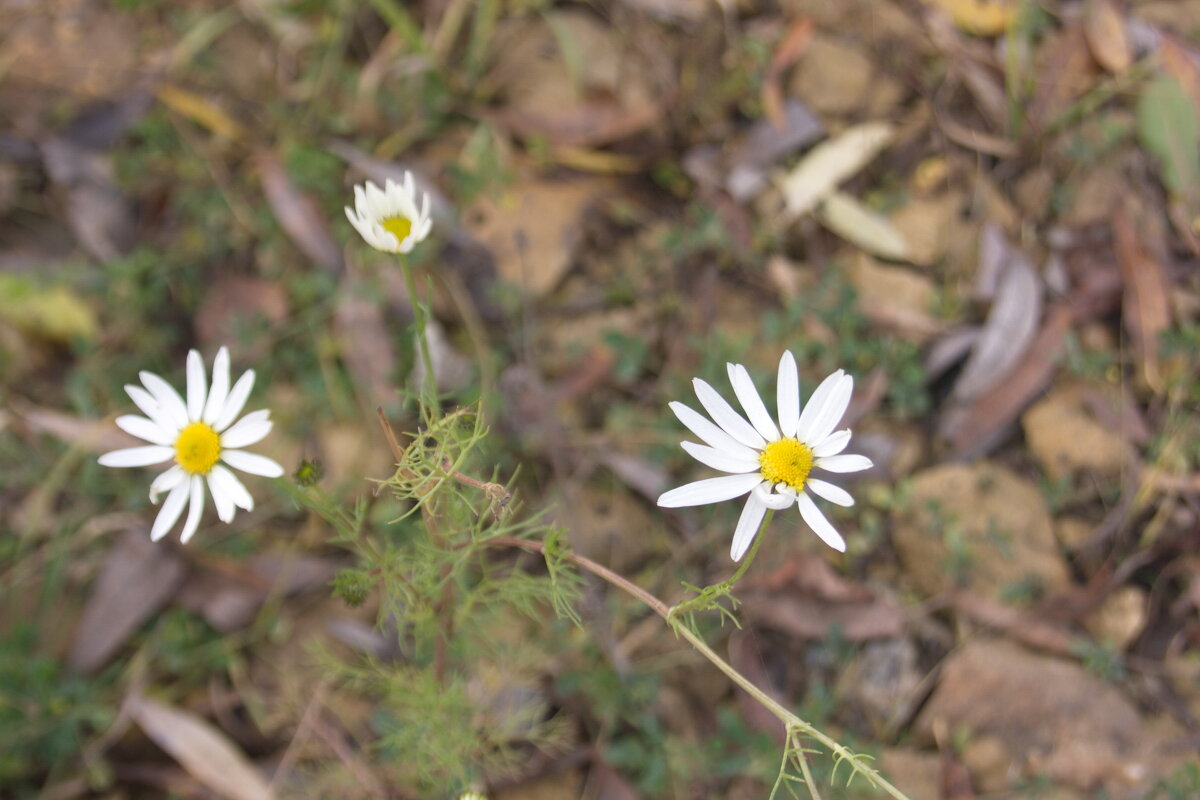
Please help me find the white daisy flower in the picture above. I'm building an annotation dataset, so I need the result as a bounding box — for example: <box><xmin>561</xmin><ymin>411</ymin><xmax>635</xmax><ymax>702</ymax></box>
<box><xmin>657</xmin><ymin>351</ymin><xmax>873</xmax><ymax>561</ymax></box>
<box><xmin>344</xmin><ymin>172</ymin><xmax>433</xmax><ymax>254</ymax></box>
<box><xmin>98</xmin><ymin>347</ymin><xmax>285</xmax><ymax>543</ymax></box>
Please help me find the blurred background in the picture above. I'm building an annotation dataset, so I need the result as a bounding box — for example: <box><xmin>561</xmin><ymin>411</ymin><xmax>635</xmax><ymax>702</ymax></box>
<box><xmin>2</xmin><ymin>0</ymin><xmax>1200</xmax><ymax>797</ymax></box>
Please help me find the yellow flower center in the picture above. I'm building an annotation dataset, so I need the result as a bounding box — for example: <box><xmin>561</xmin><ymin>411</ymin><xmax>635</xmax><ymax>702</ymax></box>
<box><xmin>381</xmin><ymin>216</ymin><xmax>413</xmax><ymax>246</ymax></box>
<box><xmin>759</xmin><ymin>438</ymin><xmax>814</xmax><ymax>491</ymax></box>
<box><xmin>175</xmin><ymin>422</ymin><xmax>221</xmax><ymax>475</ymax></box>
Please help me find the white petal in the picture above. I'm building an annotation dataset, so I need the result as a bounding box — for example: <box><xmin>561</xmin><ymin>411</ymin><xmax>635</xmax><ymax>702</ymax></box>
<box><xmin>202</xmin><ymin>347</ymin><xmax>230</xmax><ymax>425</ymax></box>
<box><xmin>754</xmin><ymin>482</ymin><xmax>797</xmax><ymax>509</ymax></box>
<box><xmin>149</xmin><ymin>465</ymin><xmax>187</xmax><ymax>502</ymax></box>
<box><xmin>796</xmin><ymin>370</ymin><xmax>851</xmax><ymax>445</ymax></box>
<box><xmin>210</xmin><ymin>464</ymin><xmax>254</xmax><ymax>511</ymax></box>
<box><xmin>728</xmin><ymin>363</ymin><xmax>780</xmax><ymax>442</ymax></box>
<box><xmin>213</xmin><ymin>369</ymin><xmax>255</xmax><ymax>432</ymax></box>
<box><xmin>126</xmin><ymin>385</ymin><xmax>177</xmax><ymax>434</ymax></box>
<box><xmin>693</xmin><ymin>378</ymin><xmax>766</xmax><ymax>449</ymax></box>
<box><xmin>185</xmin><ymin>350</ymin><xmax>206</xmax><ymax>421</ymax></box>
<box><xmin>806</xmin><ymin>478</ymin><xmax>854</xmax><ymax>507</ymax></box>
<box><xmin>657</xmin><ymin>473</ymin><xmax>764</xmax><ymax>508</ymax></box>
<box><xmin>815</xmin><ymin>454</ymin><xmax>874</xmax><ymax>474</ymax></box>
<box><xmin>669</xmin><ymin>402</ymin><xmax>759</xmax><ymax>460</ymax></box>
<box><xmin>777</xmin><ymin>351</ymin><xmax>801</xmax><ymax>438</ymax></box>
<box><xmin>207</xmin><ymin>471</ymin><xmax>235</xmax><ymax>523</ymax></box>
<box><xmin>98</xmin><ymin>445</ymin><xmax>174</xmax><ymax>468</ymax></box>
<box><xmin>813</xmin><ymin>429</ymin><xmax>851</xmax><ymax>458</ymax></box>
<box><xmin>221</xmin><ymin>448</ymin><xmax>285</xmax><ymax>477</ymax></box>
<box><xmin>115</xmin><ymin>414</ymin><xmax>173</xmax><ymax>446</ymax></box>
<box><xmin>219</xmin><ymin>410</ymin><xmax>272</xmax><ymax>449</ymax></box>
<box><xmin>796</xmin><ymin>492</ymin><xmax>846</xmax><ymax>552</ymax></box>
<box><xmin>179</xmin><ymin>476</ymin><xmax>205</xmax><ymax>543</ymax></box>
<box><xmin>730</xmin><ymin>493</ymin><xmax>768</xmax><ymax>562</ymax></box>
<box><xmin>150</xmin><ymin>480</ymin><xmax>190</xmax><ymax>541</ymax></box>
<box><xmin>680</xmin><ymin>441</ymin><xmax>761</xmax><ymax>473</ymax></box>
<box><xmin>140</xmin><ymin>371</ymin><xmax>188</xmax><ymax>429</ymax></box>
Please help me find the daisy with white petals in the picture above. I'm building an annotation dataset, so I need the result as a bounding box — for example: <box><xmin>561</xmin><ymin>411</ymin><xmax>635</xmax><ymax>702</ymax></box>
<box><xmin>99</xmin><ymin>347</ymin><xmax>285</xmax><ymax>543</ymax></box>
<box><xmin>344</xmin><ymin>172</ymin><xmax>433</xmax><ymax>254</ymax></box>
<box><xmin>657</xmin><ymin>351</ymin><xmax>873</xmax><ymax>561</ymax></box>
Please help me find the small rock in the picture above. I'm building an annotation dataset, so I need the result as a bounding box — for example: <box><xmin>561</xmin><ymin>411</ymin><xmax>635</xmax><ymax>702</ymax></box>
<box><xmin>836</xmin><ymin>638</ymin><xmax>922</xmax><ymax>727</ymax></box>
<box><xmin>892</xmin><ymin>462</ymin><xmax>1071</xmax><ymax>599</ymax></box>
<box><xmin>916</xmin><ymin>639</ymin><xmax>1165</xmax><ymax>793</ymax></box>
<box><xmin>790</xmin><ymin>35</ymin><xmax>874</xmax><ymax>116</ymax></box>
<box><xmin>1023</xmin><ymin>383</ymin><xmax>1133</xmax><ymax>480</ymax></box>
<box><xmin>888</xmin><ymin>192</ymin><xmax>964</xmax><ymax>266</ymax></box>
<box><xmin>1085</xmin><ymin>586</ymin><xmax>1148</xmax><ymax>650</ymax></box>
<box><xmin>963</xmin><ymin>734</ymin><xmax>1014</xmax><ymax>793</ymax></box>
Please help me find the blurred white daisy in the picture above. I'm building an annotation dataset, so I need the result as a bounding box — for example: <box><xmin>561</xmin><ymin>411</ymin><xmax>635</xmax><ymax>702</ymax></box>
<box><xmin>344</xmin><ymin>172</ymin><xmax>433</xmax><ymax>254</ymax></box>
<box><xmin>657</xmin><ymin>351</ymin><xmax>873</xmax><ymax>561</ymax></box>
<box><xmin>99</xmin><ymin>347</ymin><xmax>284</xmax><ymax>543</ymax></box>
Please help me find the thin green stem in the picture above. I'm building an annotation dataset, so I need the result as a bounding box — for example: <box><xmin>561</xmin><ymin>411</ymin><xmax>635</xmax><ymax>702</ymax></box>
<box><xmin>484</xmin><ymin>536</ymin><xmax>914</xmax><ymax>800</ymax></box>
<box><xmin>400</xmin><ymin>258</ymin><xmax>439</xmax><ymax>420</ymax></box>
<box><xmin>668</xmin><ymin>509</ymin><xmax>774</xmax><ymax>622</ymax></box>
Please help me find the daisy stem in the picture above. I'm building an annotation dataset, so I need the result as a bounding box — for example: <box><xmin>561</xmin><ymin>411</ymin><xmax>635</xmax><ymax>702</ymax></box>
<box><xmin>399</xmin><ymin>258</ymin><xmax>439</xmax><ymax>421</ymax></box>
<box><xmin>666</xmin><ymin>510</ymin><xmax>773</xmax><ymax>623</ymax></box>
<box><xmin>483</xmin><ymin>536</ymin><xmax>914</xmax><ymax>800</ymax></box>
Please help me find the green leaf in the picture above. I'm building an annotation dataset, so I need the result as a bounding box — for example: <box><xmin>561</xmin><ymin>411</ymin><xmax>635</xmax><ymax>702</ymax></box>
<box><xmin>1137</xmin><ymin>74</ymin><xmax>1200</xmax><ymax>198</ymax></box>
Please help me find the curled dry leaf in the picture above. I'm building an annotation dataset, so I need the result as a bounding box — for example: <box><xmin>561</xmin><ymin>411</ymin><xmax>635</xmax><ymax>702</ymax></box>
<box><xmin>777</xmin><ymin>121</ymin><xmax>893</xmax><ymax>217</ymax></box>
<box><xmin>133</xmin><ymin>697</ymin><xmax>275</xmax><ymax>800</ymax></box>
<box><xmin>949</xmin><ymin>226</ymin><xmax>1042</xmax><ymax>403</ymax></box>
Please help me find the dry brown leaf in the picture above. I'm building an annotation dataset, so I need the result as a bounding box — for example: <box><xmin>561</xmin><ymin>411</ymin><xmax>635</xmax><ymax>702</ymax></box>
<box><xmin>1083</xmin><ymin>0</ymin><xmax>1131</xmax><ymax>74</ymax></box>
<box><xmin>1112</xmin><ymin>203</ymin><xmax>1172</xmax><ymax>385</ymax></box>
<box><xmin>467</xmin><ymin>175</ymin><xmax>612</xmax><ymax>296</ymax></box>
<box><xmin>69</xmin><ymin>530</ymin><xmax>186</xmax><ymax>673</ymax></box>
<box><xmin>1030</xmin><ymin>22</ymin><xmax>1099</xmax><ymax>130</ymax></box>
<box><xmin>950</xmin><ymin>226</ymin><xmax>1042</xmax><ymax>402</ymax></box>
<box><xmin>258</xmin><ymin>150</ymin><xmax>343</xmax><ymax>272</ymax></box>
<box><xmin>133</xmin><ymin>697</ymin><xmax>275</xmax><ymax>800</ymax></box>
<box><xmin>790</xmin><ymin>33</ymin><xmax>875</xmax><ymax>117</ymax></box>
<box><xmin>486</xmin><ymin>11</ymin><xmax>667</xmax><ymax>147</ymax></box>
<box><xmin>179</xmin><ymin>553</ymin><xmax>340</xmax><ymax>633</ymax></box>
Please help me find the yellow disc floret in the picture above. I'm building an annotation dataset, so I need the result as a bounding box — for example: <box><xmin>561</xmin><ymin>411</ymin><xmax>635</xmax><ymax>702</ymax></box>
<box><xmin>381</xmin><ymin>216</ymin><xmax>413</xmax><ymax>247</ymax></box>
<box><xmin>759</xmin><ymin>438</ymin><xmax>814</xmax><ymax>491</ymax></box>
<box><xmin>175</xmin><ymin>422</ymin><xmax>221</xmax><ymax>475</ymax></box>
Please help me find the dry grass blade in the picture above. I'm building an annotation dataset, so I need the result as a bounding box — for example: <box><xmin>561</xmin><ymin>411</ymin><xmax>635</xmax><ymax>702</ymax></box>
<box><xmin>132</xmin><ymin>697</ymin><xmax>275</xmax><ymax>800</ymax></box>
